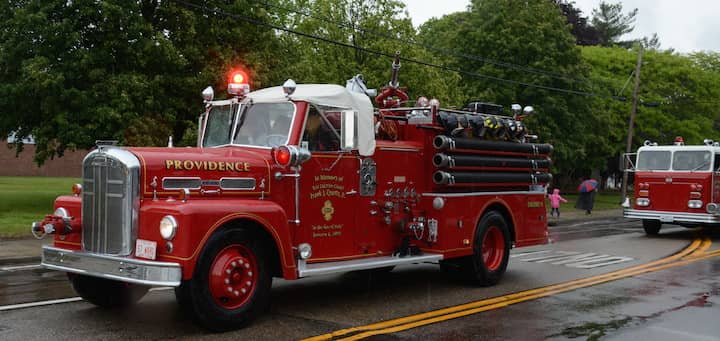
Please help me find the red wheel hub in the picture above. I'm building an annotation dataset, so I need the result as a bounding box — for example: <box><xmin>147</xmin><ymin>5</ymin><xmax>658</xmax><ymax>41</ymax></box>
<box><xmin>209</xmin><ymin>244</ymin><xmax>257</xmax><ymax>309</ymax></box>
<box><xmin>481</xmin><ymin>226</ymin><xmax>504</xmax><ymax>270</ymax></box>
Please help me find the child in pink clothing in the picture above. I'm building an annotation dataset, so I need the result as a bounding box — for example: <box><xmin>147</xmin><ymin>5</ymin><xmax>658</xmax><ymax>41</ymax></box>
<box><xmin>548</xmin><ymin>188</ymin><xmax>568</xmax><ymax>218</ymax></box>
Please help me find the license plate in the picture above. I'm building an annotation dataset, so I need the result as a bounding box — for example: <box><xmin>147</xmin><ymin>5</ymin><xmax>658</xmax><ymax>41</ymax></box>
<box><xmin>135</xmin><ymin>239</ymin><xmax>157</xmax><ymax>260</ymax></box>
<box><xmin>659</xmin><ymin>215</ymin><xmax>673</xmax><ymax>223</ymax></box>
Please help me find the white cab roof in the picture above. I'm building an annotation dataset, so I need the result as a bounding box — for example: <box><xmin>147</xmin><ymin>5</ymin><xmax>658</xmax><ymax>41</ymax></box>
<box><xmin>248</xmin><ymin>84</ymin><xmax>376</xmax><ymax>156</ymax></box>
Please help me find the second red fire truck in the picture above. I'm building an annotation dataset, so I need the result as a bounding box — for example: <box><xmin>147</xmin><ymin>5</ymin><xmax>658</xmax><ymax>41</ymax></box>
<box><xmin>33</xmin><ymin>56</ymin><xmax>552</xmax><ymax>331</ymax></box>
<box><xmin>624</xmin><ymin>137</ymin><xmax>720</xmax><ymax>235</ymax></box>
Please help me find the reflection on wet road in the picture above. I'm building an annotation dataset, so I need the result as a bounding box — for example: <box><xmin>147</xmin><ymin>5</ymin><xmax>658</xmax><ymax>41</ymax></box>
<box><xmin>302</xmin><ymin>236</ymin><xmax>719</xmax><ymax>340</ymax></box>
<box><xmin>0</xmin><ymin>221</ymin><xmax>718</xmax><ymax>340</ymax></box>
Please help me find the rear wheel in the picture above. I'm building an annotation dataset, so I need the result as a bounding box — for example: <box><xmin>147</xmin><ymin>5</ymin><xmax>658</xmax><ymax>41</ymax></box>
<box><xmin>176</xmin><ymin>228</ymin><xmax>272</xmax><ymax>332</ymax></box>
<box><xmin>442</xmin><ymin>211</ymin><xmax>511</xmax><ymax>286</ymax></box>
<box><xmin>642</xmin><ymin>219</ymin><xmax>661</xmax><ymax>236</ymax></box>
<box><xmin>69</xmin><ymin>274</ymin><xmax>149</xmax><ymax>308</ymax></box>
<box><xmin>470</xmin><ymin>211</ymin><xmax>511</xmax><ymax>286</ymax></box>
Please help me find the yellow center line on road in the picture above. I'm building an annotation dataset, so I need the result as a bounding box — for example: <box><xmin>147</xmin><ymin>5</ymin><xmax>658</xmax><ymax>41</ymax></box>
<box><xmin>683</xmin><ymin>237</ymin><xmax>712</xmax><ymax>259</ymax></box>
<box><xmin>339</xmin><ymin>247</ymin><xmax>720</xmax><ymax>341</ymax></box>
<box><xmin>301</xmin><ymin>238</ymin><xmax>706</xmax><ymax>341</ymax></box>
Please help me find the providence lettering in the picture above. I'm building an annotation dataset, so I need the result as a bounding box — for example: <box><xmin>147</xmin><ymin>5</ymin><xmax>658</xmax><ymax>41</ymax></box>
<box><xmin>165</xmin><ymin>160</ymin><xmax>251</xmax><ymax>172</ymax></box>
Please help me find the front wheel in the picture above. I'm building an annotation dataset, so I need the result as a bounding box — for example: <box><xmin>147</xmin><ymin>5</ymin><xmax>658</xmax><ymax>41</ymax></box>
<box><xmin>642</xmin><ymin>219</ymin><xmax>662</xmax><ymax>236</ymax></box>
<box><xmin>69</xmin><ymin>274</ymin><xmax>149</xmax><ymax>308</ymax></box>
<box><xmin>176</xmin><ymin>228</ymin><xmax>272</xmax><ymax>332</ymax></box>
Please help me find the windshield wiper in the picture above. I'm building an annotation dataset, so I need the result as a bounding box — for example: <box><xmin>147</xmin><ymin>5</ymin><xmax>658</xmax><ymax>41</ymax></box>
<box><xmin>691</xmin><ymin>162</ymin><xmax>709</xmax><ymax>171</ymax></box>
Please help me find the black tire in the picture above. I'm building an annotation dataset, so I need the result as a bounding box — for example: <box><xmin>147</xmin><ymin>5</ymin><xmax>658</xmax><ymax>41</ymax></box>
<box><xmin>642</xmin><ymin>219</ymin><xmax>662</xmax><ymax>236</ymax></box>
<box><xmin>466</xmin><ymin>211</ymin><xmax>511</xmax><ymax>286</ymax></box>
<box><xmin>69</xmin><ymin>273</ymin><xmax>149</xmax><ymax>308</ymax></box>
<box><xmin>176</xmin><ymin>228</ymin><xmax>272</xmax><ymax>332</ymax></box>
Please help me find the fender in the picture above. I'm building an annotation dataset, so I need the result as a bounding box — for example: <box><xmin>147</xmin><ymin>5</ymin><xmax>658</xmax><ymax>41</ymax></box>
<box><xmin>140</xmin><ymin>199</ymin><xmax>297</xmax><ymax>280</ymax></box>
<box><xmin>474</xmin><ymin>198</ymin><xmax>516</xmax><ymax>244</ymax></box>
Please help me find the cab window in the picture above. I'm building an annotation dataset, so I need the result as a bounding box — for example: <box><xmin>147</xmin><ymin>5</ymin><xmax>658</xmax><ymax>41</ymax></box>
<box><xmin>636</xmin><ymin>151</ymin><xmax>671</xmax><ymax>170</ymax></box>
<box><xmin>672</xmin><ymin>150</ymin><xmax>711</xmax><ymax>171</ymax></box>
<box><xmin>233</xmin><ymin>102</ymin><xmax>295</xmax><ymax>147</ymax></box>
<box><xmin>203</xmin><ymin>103</ymin><xmax>238</xmax><ymax>147</ymax></box>
<box><xmin>302</xmin><ymin>106</ymin><xmax>341</xmax><ymax>152</ymax></box>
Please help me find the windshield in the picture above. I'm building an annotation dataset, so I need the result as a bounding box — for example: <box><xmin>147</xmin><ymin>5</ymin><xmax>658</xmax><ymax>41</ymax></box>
<box><xmin>636</xmin><ymin>151</ymin><xmax>671</xmax><ymax>170</ymax></box>
<box><xmin>672</xmin><ymin>150</ymin><xmax>711</xmax><ymax>171</ymax></box>
<box><xmin>203</xmin><ymin>103</ymin><xmax>239</xmax><ymax>147</ymax></box>
<box><xmin>636</xmin><ymin>150</ymin><xmax>712</xmax><ymax>171</ymax></box>
<box><xmin>202</xmin><ymin>102</ymin><xmax>295</xmax><ymax>148</ymax></box>
<box><xmin>233</xmin><ymin>102</ymin><xmax>295</xmax><ymax>147</ymax></box>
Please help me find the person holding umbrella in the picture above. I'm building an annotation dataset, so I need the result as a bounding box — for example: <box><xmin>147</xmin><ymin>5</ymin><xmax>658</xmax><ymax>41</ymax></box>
<box><xmin>575</xmin><ymin>178</ymin><xmax>598</xmax><ymax>214</ymax></box>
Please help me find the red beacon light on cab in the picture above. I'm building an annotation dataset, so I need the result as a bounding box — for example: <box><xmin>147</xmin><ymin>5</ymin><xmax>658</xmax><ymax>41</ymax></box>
<box><xmin>227</xmin><ymin>69</ymin><xmax>250</xmax><ymax>97</ymax></box>
<box><xmin>674</xmin><ymin>136</ymin><xmax>685</xmax><ymax>146</ymax></box>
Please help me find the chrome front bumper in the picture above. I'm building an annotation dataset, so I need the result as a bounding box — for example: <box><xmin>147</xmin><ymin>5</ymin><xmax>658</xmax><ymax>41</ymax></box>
<box><xmin>42</xmin><ymin>246</ymin><xmax>182</xmax><ymax>287</ymax></box>
<box><xmin>624</xmin><ymin>209</ymin><xmax>720</xmax><ymax>224</ymax></box>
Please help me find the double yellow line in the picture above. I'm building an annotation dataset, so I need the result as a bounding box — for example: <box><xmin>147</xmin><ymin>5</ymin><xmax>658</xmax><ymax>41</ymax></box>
<box><xmin>303</xmin><ymin>238</ymin><xmax>717</xmax><ymax>341</ymax></box>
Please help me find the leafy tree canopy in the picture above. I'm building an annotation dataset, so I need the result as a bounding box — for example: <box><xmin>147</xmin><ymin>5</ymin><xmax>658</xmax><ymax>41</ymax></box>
<box><xmin>0</xmin><ymin>0</ymin><xmax>279</xmax><ymax>163</ymax></box>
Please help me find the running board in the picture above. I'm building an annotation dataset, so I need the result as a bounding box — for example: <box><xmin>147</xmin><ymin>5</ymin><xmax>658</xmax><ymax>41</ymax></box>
<box><xmin>298</xmin><ymin>254</ymin><xmax>443</xmax><ymax>278</ymax></box>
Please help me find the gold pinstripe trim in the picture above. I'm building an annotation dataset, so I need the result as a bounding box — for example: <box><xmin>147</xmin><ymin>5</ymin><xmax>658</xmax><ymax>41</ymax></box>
<box><xmin>54</xmin><ymin>240</ymin><xmax>81</xmax><ymax>247</ymax></box>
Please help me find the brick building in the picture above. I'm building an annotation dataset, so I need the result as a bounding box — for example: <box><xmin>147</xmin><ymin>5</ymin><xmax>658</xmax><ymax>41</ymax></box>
<box><xmin>1</xmin><ymin>140</ymin><xmax>84</xmax><ymax>177</ymax></box>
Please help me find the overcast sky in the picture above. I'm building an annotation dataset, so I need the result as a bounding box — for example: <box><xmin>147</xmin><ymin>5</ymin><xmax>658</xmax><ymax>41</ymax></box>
<box><xmin>402</xmin><ymin>0</ymin><xmax>720</xmax><ymax>54</ymax></box>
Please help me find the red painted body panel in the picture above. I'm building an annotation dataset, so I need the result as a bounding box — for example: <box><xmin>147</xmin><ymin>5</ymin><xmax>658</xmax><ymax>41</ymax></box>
<box><xmin>137</xmin><ymin>199</ymin><xmax>296</xmax><ymax>279</ymax></box>
<box><xmin>51</xmin><ymin>195</ymin><xmax>83</xmax><ymax>250</ymax></box>
<box><xmin>633</xmin><ymin>171</ymin><xmax>712</xmax><ymax>213</ymax></box>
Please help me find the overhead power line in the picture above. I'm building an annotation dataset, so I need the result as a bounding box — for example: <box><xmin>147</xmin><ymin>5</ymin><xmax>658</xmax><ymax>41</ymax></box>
<box><xmin>249</xmin><ymin>0</ymin><xmax>614</xmax><ymax>89</ymax></box>
<box><xmin>172</xmin><ymin>0</ymin><xmax>625</xmax><ymax>100</ymax></box>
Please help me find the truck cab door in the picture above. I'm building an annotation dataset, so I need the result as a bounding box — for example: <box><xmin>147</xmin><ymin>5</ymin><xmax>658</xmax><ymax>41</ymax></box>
<box><xmin>297</xmin><ymin>107</ymin><xmax>361</xmax><ymax>261</ymax></box>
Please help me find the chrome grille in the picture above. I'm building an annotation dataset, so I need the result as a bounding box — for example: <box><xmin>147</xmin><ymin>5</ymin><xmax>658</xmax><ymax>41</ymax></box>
<box><xmin>81</xmin><ymin>147</ymin><xmax>140</xmax><ymax>255</ymax></box>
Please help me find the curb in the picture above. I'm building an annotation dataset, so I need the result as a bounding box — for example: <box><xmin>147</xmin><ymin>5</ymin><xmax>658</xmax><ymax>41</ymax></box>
<box><xmin>0</xmin><ymin>256</ymin><xmax>41</xmax><ymax>266</ymax></box>
<box><xmin>547</xmin><ymin>214</ymin><xmax>626</xmax><ymax>228</ymax></box>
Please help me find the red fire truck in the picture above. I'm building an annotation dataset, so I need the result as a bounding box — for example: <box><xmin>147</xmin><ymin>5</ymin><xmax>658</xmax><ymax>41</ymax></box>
<box><xmin>33</xmin><ymin>57</ymin><xmax>552</xmax><ymax>331</ymax></box>
<box><xmin>624</xmin><ymin>137</ymin><xmax>720</xmax><ymax>235</ymax></box>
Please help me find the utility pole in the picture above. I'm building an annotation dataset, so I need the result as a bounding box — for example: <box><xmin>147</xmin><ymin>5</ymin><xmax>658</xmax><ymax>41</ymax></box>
<box><xmin>620</xmin><ymin>45</ymin><xmax>643</xmax><ymax>203</ymax></box>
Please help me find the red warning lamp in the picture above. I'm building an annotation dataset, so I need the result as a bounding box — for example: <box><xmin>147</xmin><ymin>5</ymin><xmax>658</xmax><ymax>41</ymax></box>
<box><xmin>227</xmin><ymin>69</ymin><xmax>250</xmax><ymax>97</ymax></box>
<box><xmin>275</xmin><ymin>148</ymin><xmax>291</xmax><ymax>166</ymax></box>
<box><xmin>272</xmin><ymin>145</ymin><xmax>311</xmax><ymax>167</ymax></box>
<box><xmin>674</xmin><ymin>136</ymin><xmax>684</xmax><ymax>145</ymax></box>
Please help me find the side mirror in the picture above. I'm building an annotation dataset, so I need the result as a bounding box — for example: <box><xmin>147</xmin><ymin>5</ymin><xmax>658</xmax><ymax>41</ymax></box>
<box><xmin>341</xmin><ymin>110</ymin><xmax>358</xmax><ymax>151</ymax></box>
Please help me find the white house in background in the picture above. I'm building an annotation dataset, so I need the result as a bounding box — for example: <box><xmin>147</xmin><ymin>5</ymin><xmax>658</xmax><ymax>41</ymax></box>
<box><xmin>6</xmin><ymin>132</ymin><xmax>35</xmax><ymax>144</ymax></box>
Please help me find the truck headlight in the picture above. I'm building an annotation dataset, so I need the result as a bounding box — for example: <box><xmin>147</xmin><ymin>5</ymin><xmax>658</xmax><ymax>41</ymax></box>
<box><xmin>688</xmin><ymin>200</ymin><xmax>703</xmax><ymax>209</ymax></box>
<box><xmin>298</xmin><ymin>243</ymin><xmax>312</xmax><ymax>260</ymax></box>
<box><xmin>159</xmin><ymin>215</ymin><xmax>178</xmax><ymax>240</ymax></box>
<box><xmin>636</xmin><ymin>198</ymin><xmax>650</xmax><ymax>207</ymax></box>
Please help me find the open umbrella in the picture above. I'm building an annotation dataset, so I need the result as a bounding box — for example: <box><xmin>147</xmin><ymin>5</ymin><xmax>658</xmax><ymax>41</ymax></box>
<box><xmin>578</xmin><ymin>179</ymin><xmax>598</xmax><ymax>193</ymax></box>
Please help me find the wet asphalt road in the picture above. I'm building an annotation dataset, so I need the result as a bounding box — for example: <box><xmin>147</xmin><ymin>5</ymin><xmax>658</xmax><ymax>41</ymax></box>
<box><xmin>0</xmin><ymin>219</ymin><xmax>718</xmax><ymax>340</ymax></box>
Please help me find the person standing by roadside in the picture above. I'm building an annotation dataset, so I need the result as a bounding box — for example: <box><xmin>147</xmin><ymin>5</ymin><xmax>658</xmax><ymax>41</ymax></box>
<box><xmin>575</xmin><ymin>178</ymin><xmax>599</xmax><ymax>215</ymax></box>
<box><xmin>547</xmin><ymin>188</ymin><xmax>568</xmax><ymax>219</ymax></box>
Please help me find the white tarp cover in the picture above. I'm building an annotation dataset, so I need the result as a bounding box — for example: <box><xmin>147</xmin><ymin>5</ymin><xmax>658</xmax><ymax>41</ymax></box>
<box><xmin>247</xmin><ymin>84</ymin><xmax>376</xmax><ymax>156</ymax></box>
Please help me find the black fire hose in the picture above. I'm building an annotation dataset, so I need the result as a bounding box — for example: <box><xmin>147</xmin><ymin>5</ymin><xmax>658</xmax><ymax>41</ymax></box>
<box><xmin>433</xmin><ymin>135</ymin><xmax>553</xmax><ymax>155</ymax></box>
<box><xmin>433</xmin><ymin>170</ymin><xmax>552</xmax><ymax>185</ymax></box>
<box><xmin>433</xmin><ymin>153</ymin><xmax>551</xmax><ymax>169</ymax></box>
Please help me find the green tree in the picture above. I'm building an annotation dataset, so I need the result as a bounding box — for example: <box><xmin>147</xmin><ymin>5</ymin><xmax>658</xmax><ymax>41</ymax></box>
<box><xmin>583</xmin><ymin>46</ymin><xmax>720</xmax><ymax>178</ymax></box>
<box><xmin>553</xmin><ymin>0</ymin><xmax>600</xmax><ymax>46</ymax></box>
<box><xmin>422</xmin><ymin>0</ymin><xmax>602</xmax><ymax>183</ymax></box>
<box><xmin>0</xmin><ymin>0</ymin><xmax>279</xmax><ymax>163</ymax></box>
<box><xmin>265</xmin><ymin>0</ymin><xmax>460</xmax><ymax>104</ymax></box>
<box><xmin>590</xmin><ymin>1</ymin><xmax>637</xmax><ymax>47</ymax></box>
